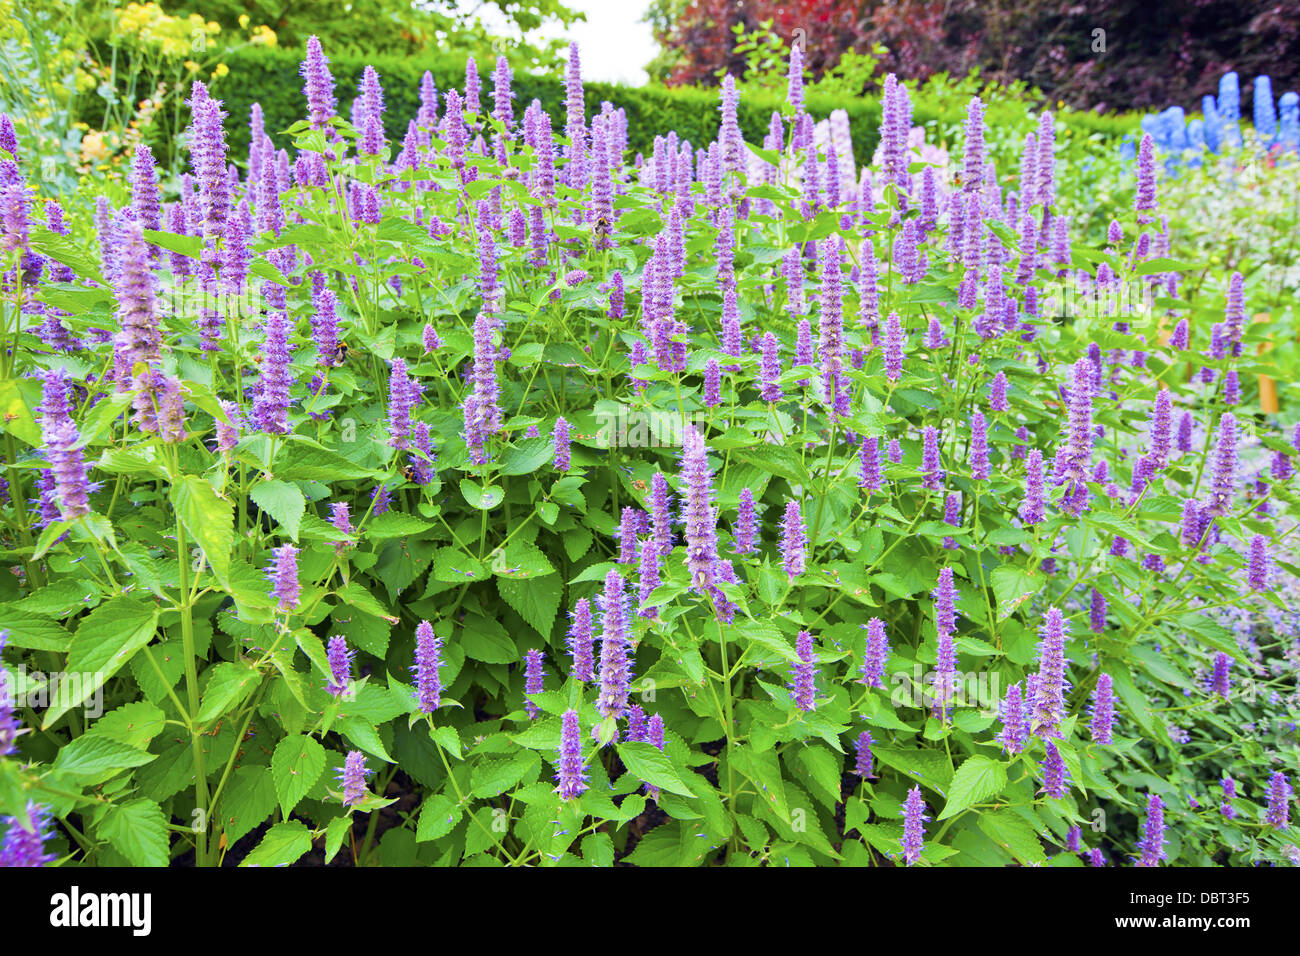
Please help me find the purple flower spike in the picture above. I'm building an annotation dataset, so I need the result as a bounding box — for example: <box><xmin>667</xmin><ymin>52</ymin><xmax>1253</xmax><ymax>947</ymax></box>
<box><xmin>338</xmin><ymin>751</ymin><xmax>370</xmax><ymax>808</ymax></box>
<box><xmin>680</xmin><ymin>426</ymin><xmax>720</xmax><ymax>592</ymax></box>
<box><xmin>998</xmin><ymin>682</ymin><xmax>1029</xmax><ymax>754</ymax></box>
<box><xmin>921</xmin><ymin>425</ymin><xmax>944</xmax><ymax>492</ymax></box>
<box><xmin>1207</xmin><ymin>414</ymin><xmax>1237</xmax><ymax>516</ymax></box>
<box><xmin>1021</xmin><ymin>448</ymin><xmax>1045</xmax><ymax>525</ymax></box>
<box><xmin>556</xmin><ymin>709</ymin><xmax>588</xmax><ymax>800</ymax></box>
<box><xmin>970</xmin><ymin>410</ymin><xmax>990</xmax><ymax>480</ymax></box>
<box><xmin>1266</xmin><ymin>772</ymin><xmax>1290</xmax><ymax>830</ymax></box>
<box><xmin>931</xmin><ymin>567</ymin><xmax>959</xmax><ymax>717</ymax></box>
<box><xmin>759</xmin><ymin>332</ymin><xmax>783</xmax><ymax>402</ymax></box>
<box><xmin>1040</xmin><ymin>741</ymin><xmax>1069</xmax><ymax>799</ymax></box>
<box><xmin>0</xmin><ymin>803</ymin><xmax>55</xmax><ymax>867</ymax></box>
<box><xmin>1210</xmin><ymin>652</ymin><xmax>1232</xmax><ymax>698</ymax></box>
<box><xmin>989</xmin><ymin>371</ymin><xmax>1009</xmax><ymax>412</ymax></box>
<box><xmin>568</xmin><ymin>598</ymin><xmax>594</xmax><ymax>683</ymax></box>
<box><xmin>734</xmin><ymin>487</ymin><xmax>757</xmax><ymax>555</ymax></box>
<box><xmin>860</xmin><ymin>618</ymin><xmax>889</xmax><ymax>688</ymax></box>
<box><xmin>413</xmin><ymin>619</ymin><xmax>443</xmax><ymax>713</ymax></box>
<box><xmin>1089</xmin><ymin>588</ymin><xmax>1107</xmax><ymax>634</ymax></box>
<box><xmin>596</xmin><ymin>569</ymin><xmax>633</xmax><ymax>723</ymax></box>
<box><xmin>267</xmin><ymin>544</ymin><xmax>301</xmax><ymax>611</ymax></box>
<box><xmin>1136</xmin><ymin>794</ymin><xmax>1166</xmax><ymax>866</ymax></box>
<box><xmin>1090</xmin><ymin>673</ymin><xmax>1115</xmax><ymax>745</ymax></box>
<box><xmin>883</xmin><ymin>312</ymin><xmax>905</xmax><ymax>381</ymax></box>
<box><xmin>792</xmin><ymin>630</ymin><xmax>817</xmax><ymax>712</ymax></box>
<box><xmin>326</xmin><ymin>635</ymin><xmax>354</xmax><ymax>698</ymax></box>
<box><xmin>854</xmin><ymin>731</ymin><xmax>875</xmax><ymax>779</ymax></box>
<box><xmin>1247</xmin><ymin>534</ymin><xmax>1268</xmax><ymax>591</ymax></box>
<box><xmin>523</xmin><ymin>649</ymin><xmax>545</xmax><ymax>719</ymax></box>
<box><xmin>781</xmin><ymin>500</ymin><xmax>806</xmax><ymax>581</ymax></box>
<box><xmin>901</xmin><ymin>786</ymin><xmax>928</xmax><ymax>866</ymax></box>
<box><xmin>553</xmin><ymin>417</ymin><xmax>571</xmax><ymax>471</ymax></box>
<box><xmin>859</xmin><ymin>436</ymin><xmax>883</xmax><ymax>493</ymax></box>
<box><xmin>1221</xmin><ymin>777</ymin><xmax>1237</xmax><ymax>818</ymax></box>
<box><xmin>1031</xmin><ymin>607</ymin><xmax>1069</xmax><ymax>738</ymax></box>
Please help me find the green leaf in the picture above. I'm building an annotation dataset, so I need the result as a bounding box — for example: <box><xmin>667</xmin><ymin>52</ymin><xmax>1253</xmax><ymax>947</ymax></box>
<box><xmin>498</xmin><ymin>436</ymin><xmax>554</xmax><ymax>475</ymax></box>
<box><xmin>978</xmin><ymin>810</ymin><xmax>1047</xmax><ymax>865</ymax></box>
<box><xmin>938</xmin><ymin>756</ymin><xmax>1008</xmax><ymax>820</ymax></box>
<box><xmin>990</xmin><ymin>565</ymin><xmax>1044</xmax><ymax>620</ymax></box>
<box><xmin>0</xmin><ymin>605</ymin><xmax>73</xmax><ymax>651</ymax></box>
<box><xmin>366</xmin><ymin>512</ymin><xmax>435</xmax><ymax>540</ymax></box>
<box><xmin>196</xmin><ymin>662</ymin><xmax>261</xmax><ymax>724</ymax></box>
<box><xmin>53</xmin><ymin>735</ymin><xmax>156</xmax><ymax>779</ymax></box>
<box><xmin>617</xmin><ymin>741</ymin><xmax>697</xmax><ymax>797</ymax></box>
<box><xmin>459</xmin><ymin>478</ymin><xmax>505</xmax><ymax>510</ymax></box>
<box><xmin>497</xmin><ymin>573</ymin><xmax>561</xmax><ymax>638</ymax></box>
<box><xmin>171</xmin><ymin>475</ymin><xmax>235</xmax><ymax>589</ymax></box>
<box><xmin>277</xmin><ymin>444</ymin><xmax>379</xmax><ymax>482</ymax></box>
<box><xmin>0</xmin><ymin>378</ymin><xmax>41</xmax><ymax>445</ymax></box>
<box><xmin>271</xmin><ymin>734</ymin><xmax>328</xmax><ymax>817</ymax></box>
<box><xmin>99</xmin><ymin>799</ymin><xmax>170</xmax><ymax>867</ymax></box>
<box><xmin>250</xmin><ymin>480</ymin><xmax>306</xmax><ymax>541</ymax></box>
<box><xmin>44</xmin><ymin>597</ymin><xmax>158</xmax><ymax>728</ymax></box>
<box><xmin>240</xmin><ymin>821</ymin><xmax>312</xmax><ymax>867</ymax></box>
<box><xmin>218</xmin><ymin>766</ymin><xmax>279</xmax><ymax>846</ymax></box>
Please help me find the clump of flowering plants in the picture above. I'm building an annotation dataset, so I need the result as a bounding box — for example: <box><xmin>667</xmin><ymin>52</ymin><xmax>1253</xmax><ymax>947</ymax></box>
<box><xmin>0</xmin><ymin>40</ymin><xmax>1296</xmax><ymax>868</ymax></box>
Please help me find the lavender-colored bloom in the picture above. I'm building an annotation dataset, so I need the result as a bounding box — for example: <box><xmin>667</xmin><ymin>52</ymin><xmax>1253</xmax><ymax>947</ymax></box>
<box><xmin>1170</xmin><ymin>318</ymin><xmax>1189</xmax><ymax>350</ymax></box>
<box><xmin>523</xmin><ymin>648</ymin><xmax>545</xmax><ymax>719</ymax></box>
<box><xmin>854</xmin><ymin>731</ymin><xmax>875</xmax><ymax>779</ymax></box>
<box><xmin>112</xmin><ymin>219</ymin><xmax>161</xmax><ymax>371</ymax></box>
<box><xmin>860</xmin><ymin>618</ymin><xmax>889</xmax><ymax>688</ymax></box>
<box><xmin>1149</xmin><ymin>389</ymin><xmax>1172</xmax><ymax>469</ymax></box>
<box><xmin>1031</xmin><ymin>607</ymin><xmax>1069</xmax><ymax>737</ymax></box>
<box><xmin>792</xmin><ymin>630</ymin><xmax>817</xmax><ymax>712</ymax></box>
<box><xmin>251</xmin><ymin>310</ymin><xmax>294</xmax><ymax>434</ymax></box>
<box><xmin>1210</xmin><ymin>652</ymin><xmax>1232</xmax><ymax>697</ymax></box>
<box><xmin>569</xmin><ymin>598</ymin><xmax>594</xmax><ymax>683</ymax></box>
<box><xmin>998</xmin><ymin>682</ymin><xmax>1029</xmax><ymax>754</ymax></box>
<box><xmin>330</xmin><ymin>501</ymin><xmax>353</xmax><ymax>551</ymax></box>
<box><xmin>1088</xmin><ymin>848</ymin><xmax>1106</xmax><ymax>867</ymax></box>
<box><xmin>901</xmin><ymin>786</ymin><xmax>928</xmax><ymax>866</ymax></box>
<box><xmin>422</xmin><ymin>324</ymin><xmax>442</xmax><ymax>353</ymax></box>
<box><xmin>413</xmin><ymin>619</ymin><xmax>442</xmax><ymax>713</ymax></box>
<box><xmin>989</xmin><ymin>371</ymin><xmax>1009</xmax><ymax>412</ymax></box>
<box><xmin>1054</xmin><ymin>357</ymin><xmax>1095</xmax><ymax>516</ymax></box>
<box><xmin>637</xmin><ymin>534</ymin><xmax>662</xmax><ymax>620</ymax></box>
<box><xmin>888</xmin><ymin>439</ymin><xmax>903</xmax><ymax>464</ymax></box>
<box><xmin>267</xmin><ymin>544</ymin><xmax>301</xmax><ymax>611</ymax></box>
<box><xmin>0</xmin><ymin>803</ymin><xmax>55</xmax><ymax>867</ymax></box>
<box><xmin>859</xmin><ymin>436</ymin><xmax>883</xmax><ymax>493</ymax></box>
<box><xmin>596</xmin><ymin>569</ymin><xmax>633</xmax><ymax>724</ymax></box>
<box><xmin>883</xmin><ymin>312</ymin><xmax>905</xmax><ymax>381</ymax></box>
<box><xmin>553</xmin><ymin>417</ymin><xmax>571</xmax><ymax>471</ymax></box>
<box><xmin>1136</xmin><ymin>794</ymin><xmax>1166</xmax><ymax>866</ymax></box>
<box><xmin>618</xmin><ymin>506</ymin><xmax>640</xmax><ymax>564</ymax></box>
<box><xmin>734</xmin><ymin>487</ymin><xmax>757</xmax><ymax>555</ymax></box>
<box><xmin>386</xmin><ymin>357</ymin><xmax>414</xmax><ymax>450</ymax></box>
<box><xmin>1266</xmin><ymin>772</ymin><xmax>1290</xmax><ymax>830</ymax></box>
<box><xmin>326</xmin><ymin>635</ymin><xmax>354</xmax><ymax>697</ymax></box>
<box><xmin>300</xmin><ymin>36</ymin><xmax>337</xmax><ymax>130</ymax></box>
<box><xmin>969</xmin><ymin>411</ymin><xmax>990</xmax><ymax>481</ymax></box>
<box><xmin>555</xmin><ymin>709</ymin><xmax>588</xmax><ymax>800</ymax></box>
<box><xmin>1091</xmin><ymin>673</ymin><xmax>1115</xmax><ymax>744</ymax></box>
<box><xmin>39</xmin><ymin>370</ymin><xmax>91</xmax><ymax>520</ymax></box>
<box><xmin>786</xmin><ymin>44</ymin><xmax>805</xmax><ymax>114</ymax></box>
<box><xmin>942</xmin><ymin>492</ymin><xmax>962</xmax><ymax>549</ymax></box>
<box><xmin>311</xmin><ymin>288</ymin><xmax>340</xmax><ymax>366</ymax></box>
<box><xmin>781</xmin><ymin>500</ymin><xmax>806</xmax><ymax>581</ymax></box>
<box><xmin>932</xmin><ymin>567</ymin><xmax>959</xmax><ymax>717</ymax></box>
<box><xmin>1176</xmin><ymin>411</ymin><xmax>1194</xmax><ymax>453</ymax></box>
<box><xmin>339</xmin><ymin>751</ymin><xmax>369</xmax><ymax>807</ymax></box>
<box><xmin>1089</xmin><ymin>588</ymin><xmax>1107</xmax><ymax>634</ymax></box>
<box><xmin>0</xmin><ymin>634</ymin><xmax>21</xmax><ymax>757</ymax></box>
<box><xmin>703</xmin><ymin>359</ymin><xmax>721</xmax><ymax>408</ymax></box>
<box><xmin>1247</xmin><ymin>533</ymin><xmax>1268</xmax><ymax>591</ymax></box>
<box><xmin>1206</xmin><ymin>414</ymin><xmax>1237</xmax><ymax>516</ymax></box>
<box><xmin>1135</xmin><ymin>134</ymin><xmax>1157</xmax><ymax>223</ymax></box>
<box><xmin>1041</xmin><ymin>741</ymin><xmax>1068</xmax><ymax>799</ymax></box>
<box><xmin>921</xmin><ymin>426</ymin><xmax>944</xmax><ymax>492</ymax></box>
<box><xmin>680</xmin><ymin>426</ymin><xmax>719</xmax><ymax>591</ymax></box>
<box><xmin>759</xmin><ymin>332</ymin><xmax>783</xmax><ymax>402</ymax></box>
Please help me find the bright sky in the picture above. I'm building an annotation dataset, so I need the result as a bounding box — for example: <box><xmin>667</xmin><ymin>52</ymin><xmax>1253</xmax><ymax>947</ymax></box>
<box><xmin>528</xmin><ymin>0</ymin><xmax>658</xmax><ymax>86</ymax></box>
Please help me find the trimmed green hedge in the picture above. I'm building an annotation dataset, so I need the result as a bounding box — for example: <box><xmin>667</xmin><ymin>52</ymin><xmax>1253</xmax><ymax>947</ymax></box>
<box><xmin>205</xmin><ymin>46</ymin><xmax>1131</xmax><ymax>170</ymax></box>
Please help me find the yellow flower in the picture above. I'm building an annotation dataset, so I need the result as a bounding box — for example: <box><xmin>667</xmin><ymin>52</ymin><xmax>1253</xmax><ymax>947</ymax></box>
<box><xmin>212</xmin><ymin>62</ymin><xmax>229</xmax><ymax>79</ymax></box>
<box><xmin>184</xmin><ymin>59</ymin><xmax>200</xmax><ymax>72</ymax></box>
<box><xmin>80</xmin><ymin>131</ymin><xmax>110</xmax><ymax>163</ymax></box>
<box><xmin>239</xmin><ymin>14</ymin><xmax>250</xmax><ymax>28</ymax></box>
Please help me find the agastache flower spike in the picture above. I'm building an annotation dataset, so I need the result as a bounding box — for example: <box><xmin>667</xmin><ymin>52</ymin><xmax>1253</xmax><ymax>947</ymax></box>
<box><xmin>1206</xmin><ymin>414</ymin><xmax>1237</xmax><ymax>516</ymax></box>
<box><xmin>1247</xmin><ymin>534</ymin><xmax>1268</xmax><ymax>591</ymax></box>
<box><xmin>268</xmin><ymin>543</ymin><xmax>301</xmax><ymax>611</ymax></box>
<box><xmin>1210</xmin><ymin>652</ymin><xmax>1232</xmax><ymax>697</ymax></box>
<box><xmin>989</xmin><ymin>371</ymin><xmax>1009</xmax><ymax>411</ymax></box>
<box><xmin>1031</xmin><ymin>607</ymin><xmax>1069</xmax><ymax>737</ymax></box>
<box><xmin>998</xmin><ymin>682</ymin><xmax>1029</xmax><ymax>754</ymax></box>
<box><xmin>1266</xmin><ymin>772</ymin><xmax>1290</xmax><ymax>830</ymax></box>
<box><xmin>901</xmin><ymin>786</ymin><xmax>928</xmax><ymax>866</ymax></box>
<box><xmin>553</xmin><ymin>417</ymin><xmax>571</xmax><ymax>471</ymax></box>
<box><xmin>413</xmin><ymin>620</ymin><xmax>442</xmax><ymax>712</ymax></box>
<box><xmin>1041</xmin><ymin>741</ymin><xmax>1069</xmax><ymax>799</ymax></box>
<box><xmin>921</xmin><ymin>426</ymin><xmax>944</xmax><ymax>492</ymax></box>
<box><xmin>759</xmin><ymin>332</ymin><xmax>783</xmax><ymax>402</ymax></box>
<box><xmin>734</xmin><ymin>487</ymin><xmax>757</xmax><ymax>555</ymax></box>
<box><xmin>970</xmin><ymin>411</ymin><xmax>990</xmax><ymax>480</ymax></box>
<box><xmin>300</xmin><ymin>36</ymin><xmax>337</xmax><ymax>130</ymax></box>
<box><xmin>555</xmin><ymin>709</ymin><xmax>588</xmax><ymax>800</ymax></box>
<box><xmin>858</xmin><ymin>436</ymin><xmax>883</xmax><ymax>492</ymax></box>
<box><xmin>883</xmin><ymin>312</ymin><xmax>905</xmax><ymax>381</ymax></box>
<box><xmin>854</xmin><ymin>731</ymin><xmax>875</xmax><ymax>778</ymax></box>
<box><xmin>792</xmin><ymin>630</ymin><xmax>817</xmax><ymax>712</ymax></box>
<box><xmin>860</xmin><ymin>618</ymin><xmax>889</xmax><ymax>687</ymax></box>
<box><xmin>680</xmin><ymin>426</ymin><xmax>720</xmax><ymax>591</ymax></box>
<box><xmin>0</xmin><ymin>803</ymin><xmax>55</xmax><ymax>867</ymax></box>
<box><xmin>339</xmin><ymin>751</ymin><xmax>369</xmax><ymax>807</ymax></box>
<box><xmin>596</xmin><ymin>569</ymin><xmax>633</xmax><ymax>723</ymax></box>
<box><xmin>1136</xmin><ymin>794</ymin><xmax>1166</xmax><ymax>866</ymax></box>
<box><xmin>1221</xmin><ymin>778</ymin><xmax>1237</xmax><ymax>818</ymax></box>
<box><xmin>1090</xmin><ymin>673</ymin><xmax>1115</xmax><ymax>744</ymax></box>
<box><xmin>326</xmin><ymin>635</ymin><xmax>354</xmax><ymax>697</ymax></box>
<box><xmin>568</xmin><ymin>598</ymin><xmax>594</xmax><ymax>682</ymax></box>
<box><xmin>39</xmin><ymin>370</ymin><xmax>91</xmax><ymax>520</ymax></box>
<box><xmin>931</xmin><ymin>567</ymin><xmax>959</xmax><ymax>717</ymax></box>
<box><xmin>781</xmin><ymin>500</ymin><xmax>806</xmax><ymax>581</ymax></box>
<box><xmin>523</xmin><ymin>649</ymin><xmax>545</xmax><ymax>719</ymax></box>
<box><xmin>1134</xmin><ymin>133</ymin><xmax>1157</xmax><ymax>223</ymax></box>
